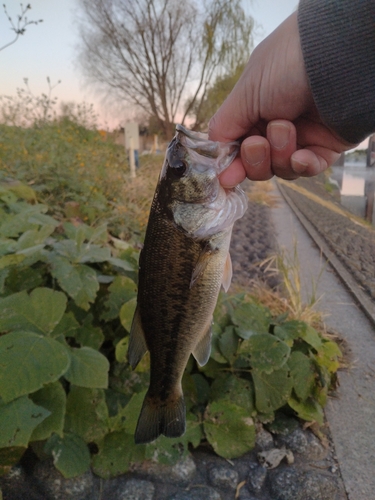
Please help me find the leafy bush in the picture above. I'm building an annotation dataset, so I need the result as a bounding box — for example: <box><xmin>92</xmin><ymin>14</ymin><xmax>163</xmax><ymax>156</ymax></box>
<box><xmin>0</xmin><ymin>120</ymin><xmax>160</xmax><ymax>241</ymax></box>
<box><xmin>0</xmin><ymin>182</ymin><xmax>341</xmax><ymax>479</ymax></box>
<box><xmin>0</xmin><ymin>184</ymin><xmax>140</xmax><ymax>472</ymax></box>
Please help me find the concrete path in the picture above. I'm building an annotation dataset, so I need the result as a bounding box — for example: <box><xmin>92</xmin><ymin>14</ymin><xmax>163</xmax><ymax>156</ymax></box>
<box><xmin>271</xmin><ymin>182</ymin><xmax>375</xmax><ymax>500</ymax></box>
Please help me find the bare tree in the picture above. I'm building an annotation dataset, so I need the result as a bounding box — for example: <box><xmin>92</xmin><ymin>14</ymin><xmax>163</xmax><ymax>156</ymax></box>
<box><xmin>76</xmin><ymin>0</ymin><xmax>253</xmax><ymax>137</ymax></box>
<box><xmin>0</xmin><ymin>3</ymin><xmax>43</xmax><ymax>52</ymax></box>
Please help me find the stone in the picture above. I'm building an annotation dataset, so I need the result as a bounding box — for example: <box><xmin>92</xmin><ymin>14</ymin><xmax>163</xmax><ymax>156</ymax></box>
<box><xmin>255</xmin><ymin>428</ymin><xmax>274</xmax><ymax>451</ymax></box>
<box><xmin>169</xmin><ymin>486</ymin><xmax>221</xmax><ymax>500</ymax></box>
<box><xmin>117</xmin><ymin>479</ymin><xmax>154</xmax><ymax>500</ymax></box>
<box><xmin>276</xmin><ymin>428</ymin><xmax>327</xmax><ymax>460</ymax></box>
<box><xmin>208</xmin><ymin>464</ymin><xmax>239</xmax><ymax>490</ymax></box>
<box><xmin>0</xmin><ymin>465</ymin><xmax>41</xmax><ymax>500</ymax></box>
<box><xmin>247</xmin><ymin>462</ymin><xmax>267</xmax><ymax>493</ymax></box>
<box><xmin>132</xmin><ymin>455</ymin><xmax>196</xmax><ymax>485</ymax></box>
<box><xmin>33</xmin><ymin>460</ymin><xmax>95</xmax><ymax>500</ymax></box>
<box><xmin>269</xmin><ymin>467</ymin><xmax>339</xmax><ymax>500</ymax></box>
<box><xmin>171</xmin><ymin>455</ymin><xmax>197</xmax><ymax>482</ymax></box>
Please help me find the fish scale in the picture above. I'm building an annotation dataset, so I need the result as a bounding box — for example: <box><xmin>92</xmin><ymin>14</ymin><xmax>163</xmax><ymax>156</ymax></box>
<box><xmin>127</xmin><ymin>124</ymin><xmax>247</xmax><ymax>444</ymax></box>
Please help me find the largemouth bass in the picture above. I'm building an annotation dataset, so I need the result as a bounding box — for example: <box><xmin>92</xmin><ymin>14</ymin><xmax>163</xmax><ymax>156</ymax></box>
<box><xmin>128</xmin><ymin>124</ymin><xmax>248</xmax><ymax>444</ymax></box>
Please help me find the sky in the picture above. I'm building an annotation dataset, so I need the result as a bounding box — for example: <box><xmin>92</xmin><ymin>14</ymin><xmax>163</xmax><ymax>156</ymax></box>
<box><xmin>0</xmin><ymin>0</ymin><xmax>299</xmax><ymax>129</ymax></box>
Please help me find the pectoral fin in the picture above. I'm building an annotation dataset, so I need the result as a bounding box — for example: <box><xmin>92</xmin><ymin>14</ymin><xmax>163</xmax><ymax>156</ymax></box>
<box><xmin>127</xmin><ymin>305</ymin><xmax>148</xmax><ymax>370</ymax></box>
<box><xmin>192</xmin><ymin>324</ymin><xmax>212</xmax><ymax>366</ymax></box>
<box><xmin>190</xmin><ymin>245</ymin><xmax>215</xmax><ymax>288</ymax></box>
<box><xmin>221</xmin><ymin>252</ymin><xmax>232</xmax><ymax>292</ymax></box>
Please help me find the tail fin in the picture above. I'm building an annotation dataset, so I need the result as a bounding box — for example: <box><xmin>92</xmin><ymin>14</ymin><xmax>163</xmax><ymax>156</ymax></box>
<box><xmin>134</xmin><ymin>391</ymin><xmax>186</xmax><ymax>444</ymax></box>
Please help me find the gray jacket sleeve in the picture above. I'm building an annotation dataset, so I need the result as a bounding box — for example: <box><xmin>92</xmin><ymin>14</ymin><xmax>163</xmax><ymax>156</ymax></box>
<box><xmin>298</xmin><ymin>0</ymin><xmax>375</xmax><ymax>144</ymax></box>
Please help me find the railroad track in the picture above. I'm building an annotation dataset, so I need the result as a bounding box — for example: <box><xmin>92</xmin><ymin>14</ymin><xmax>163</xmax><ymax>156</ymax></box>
<box><xmin>277</xmin><ymin>179</ymin><xmax>375</xmax><ymax>326</ymax></box>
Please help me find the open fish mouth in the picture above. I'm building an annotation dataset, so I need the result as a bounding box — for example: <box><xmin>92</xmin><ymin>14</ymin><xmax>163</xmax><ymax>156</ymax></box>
<box><xmin>175</xmin><ymin>124</ymin><xmax>239</xmax><ymax>176</ymax></box>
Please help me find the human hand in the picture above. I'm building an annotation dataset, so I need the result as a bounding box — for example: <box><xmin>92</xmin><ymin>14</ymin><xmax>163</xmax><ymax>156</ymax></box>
<box><xmin>208</xmin><ymin>12</ymin><xmax>356</xmax><ymax>187</ymax></box>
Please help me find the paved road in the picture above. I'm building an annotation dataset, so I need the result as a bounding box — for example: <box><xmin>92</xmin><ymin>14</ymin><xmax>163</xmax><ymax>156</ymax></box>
<box><xmin>271</xmin><ymin>180</ymin><xmax>375</xmax><ymax>500</ymax></box>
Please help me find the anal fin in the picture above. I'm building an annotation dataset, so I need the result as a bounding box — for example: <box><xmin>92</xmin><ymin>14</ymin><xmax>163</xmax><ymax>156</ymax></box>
<box><xmin>127</xmin><ymin>305</ymin><xmax>148</xmax><ymax>370</ymax></box>
<box><xmin>221</xmin><ymin>252</ymin><xmax>232</xmax><ymax>292</ymax></box>
<box><xmin>192</xmin><ymin>324</ymin><xmax>212</xmax><ymax>366</ymax></box>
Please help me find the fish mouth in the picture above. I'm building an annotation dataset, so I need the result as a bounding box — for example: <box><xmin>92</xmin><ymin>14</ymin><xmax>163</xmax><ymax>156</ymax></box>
<box><xmin>175</xmin><ymin>124</ymin><xmax>239</xmax><ymax>175</ymax></box>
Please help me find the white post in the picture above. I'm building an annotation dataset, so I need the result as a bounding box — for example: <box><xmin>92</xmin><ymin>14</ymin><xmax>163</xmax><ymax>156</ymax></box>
<box><xmin>153</xmin><ymin>134</ymin><xmax>159</xmax><ymax>153</ymax></box>
<box><xmin>129</xmin><ymin>136</ymin><xmax>136</xmax><ymax>178</ymax></box>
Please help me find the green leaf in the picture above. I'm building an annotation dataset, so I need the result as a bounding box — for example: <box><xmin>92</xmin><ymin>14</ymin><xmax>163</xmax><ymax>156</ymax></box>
<box><xmin>316</xmin><ymin>340</ymin><xmax>342</xmax><ymax>372</ymax></box>
<box><xmin>0</xmin><ymin>268</ymin><xmax>8</xmax><ymax>294</ymax></box>
<box><xmin>78</xmin><ymin>245</ymin><xmax>111</xmax><ymax>264</ymax></box>
<box><xmin>0</xmin><ymin>288</ymin><xmax>67</xmax><ymax>335</ymax></box>
<box><xmin>238</xmin><ymin>333</ymin><xmax>290</xmax><ymax>373</ymax></box>
<box><xmin>0</xmin><ymin>204</ymin><xmax>46</xmax><ymax>238</ymax></box>
<box><xmin>63</xmin><ymin>222</ymin><xmax>107</xmax><ymax>246</ymax></box>
<box><xmin>252</xmin><ymin>366</ymin><xmax>293</xmax><ymax>414</ymax></box>
<box><xmin>198</xmin><ymin>358</ymin><xmax>224</xmax><ymax>379</ymax></box>
<box><xmin>4</xmin><ymin>266</ymin><xmax>44</xmax><ymax>294</ymax></box>
<box><xmin>92</xmin><ymin>431</ymin><xmax>145</xmax><ymax>479</ymax></box>
<box><xmin>75</xmin><ymin>324</ymin><xmax>104</xmax><ymax>350</ymax></box>
<box><xmin>49</xmin><ymin>254</ymin><xmax>99</xmax><ymax>310</ymax></box>
<box><xmin>266</xmin><ymin>412</ymin><xmax>300</xmax><ymax>435</ymax></box>
<box><xmin>115</xmin><ymin>336</ymin><xmax>129</xmax><ymax>363</ymax></box>
<box><xmin>65</xmin><ymin>386</ymin><xmax>109</xmax><ymax>442</ymax></box>
<box><xmin>121</xmin><ymin>391</ymin><xmax>146</xmax><ymax>435</ymax></box>
<box><xmin>119</xmin><ymin>297</ymin><xmax>137</xmax><ymax>332</ymax></box>
<box><xmin>287</xmin><ymin>351</ymin><xmax>315</xmax><ymax>401</ymax></box>
<box><xmin>300</xmin><ymin>325</ymin><xmax>322</xmax><ymax>350</ymax></box>
<box><xmin>190</xmin><ymin>373</ymin><xmax>210</xmax><ymax>407</ymax></box>
<box><xmin>204</xmin><ymin>400</ymin><xmax>255</xmax><ymax>459</ymax></box>
<box><xmin>0</xmin><ymin>237</ymin><xmax>17</xmax><ymax>256</ymax></box>
<box><xmin>105</xmin><ymin>389</ymin><xmax>130</xmax><ymax>420</ymax></box>
<box><xmin>51</xmin><ymin>312</ymin><xmax>80</xmax><ymax>339</ymax></box>
<box><xmin>209</xmin><ymin>323</ymin><xmax>228</xmax><ymax>364</ymax></box>
<box><xmin>29</xmin><ymin>382</ymin><xmax>67</xmax><ymax>442</ymax></box>
<box><xmin>16</xmin><ymin>225</ymin><xmax>55</xmax><ymax>253</ymax></box>
<box><xmin>3</xmin><ymin>181</ymin><xmax>37</xmax><ymax>203</ymax></box>
<box><xmin>108</xmin><ymin>257</ymin><xmax>135</xmax><ymax>271</ymax></box>
<box><xmin>0</xmin><ymin>396</ymin><xmax>50</xmax><ymax>447</ymax></box>
<box><xmin>100</xmin><ymin>276</ymin><xmax>137</xmax><ymax>321</ymax></box>
<box><xmin>44</xmin><ymin>433</ymin><xmax>90</xmax><ymax>478</ymax></box>
<box><xmin>64</xmin><ymin>347</ymin><xmax>109</xmax><ymax>388</ymax></box>
<box><xmin>0</xmin><ymin>331</ymin><xmax>70</xmax><ymax>403</ymax></box>
<box><xmin>232</xmin><ymin>301</ymin><xmax>271</xmax><ymax>339</ymax></box>
<box><xmin>209</xmin><ymin>373</ymin><xmax>255</xmax><ymax>414</ymax></box>
<box><xmin>0</xmin><ymin>254</ymin><xmax>25</xmax><ymax>270</ymax></box>
<box><xmin>274</xmin><ymin>320</ymin><xmax>307</xmax><ymax>346</ymax></box>
<box><xmin>219</xmin><ymin>326</ymin><xmax>239</xmax><ymax>363</ymax></box>
<box><xmin>288</xmin><ymin>396</ymin><xmax>324</xmax><ymax>425</ymax></box>
<box><xmin>145</xmin><ymin>413</ymin><xmax>203</xmax><ymax>465</ymax></box>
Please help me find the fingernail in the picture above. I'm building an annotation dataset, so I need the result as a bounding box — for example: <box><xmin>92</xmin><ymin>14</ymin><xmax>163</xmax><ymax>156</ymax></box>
<box><xmin>268</xmin><ymin>123</ymin><xmax>290</xmax><ymax>150</ymax></box>
<box><xmin>244</xmin><ymin>142</ymin><xmax>266</xmax><ymax>167</ymax></box>
<box><xmin>291</xmin><ymin>159</ymin><xmax>308</xmax><ymax>174</ymax></box>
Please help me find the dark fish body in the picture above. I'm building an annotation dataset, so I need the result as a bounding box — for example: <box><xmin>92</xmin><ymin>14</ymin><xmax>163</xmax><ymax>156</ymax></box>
<box><xmin>128</xmin><ymin>125</ymin><xmax>247</xmax><ymax>444</ymax></box>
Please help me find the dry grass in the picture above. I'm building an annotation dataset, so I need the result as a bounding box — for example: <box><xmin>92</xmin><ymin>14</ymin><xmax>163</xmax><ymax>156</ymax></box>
<box><xmin>250</xmin><ymin>244</ymin><xmax>329</xmax><ymax>336</ymax></box>
<box><xmin>115</xmin><ymin>155</ymin><xmax>161</xmax><ymax>236</ymax></box>
<box><xmin>246</xmin><ymin>179</ymin><xmax>280</xmax><ymax>207</ymax></box>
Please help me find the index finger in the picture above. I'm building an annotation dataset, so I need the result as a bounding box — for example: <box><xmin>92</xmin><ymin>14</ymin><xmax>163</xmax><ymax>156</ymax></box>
<box><xmin>207</xmin><ymin>78</ymin><xmax>258</xmax><ymax>143</ymax></box>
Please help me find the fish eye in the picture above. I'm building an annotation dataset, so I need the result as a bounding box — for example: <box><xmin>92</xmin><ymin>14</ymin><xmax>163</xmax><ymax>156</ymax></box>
<box><xmin>170</xmin><ymin>160</ymin><xmax>187</xmax><ymax>177</ymax></box>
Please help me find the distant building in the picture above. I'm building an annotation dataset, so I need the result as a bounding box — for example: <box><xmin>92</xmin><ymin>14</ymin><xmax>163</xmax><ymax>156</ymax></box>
<box><xmin>367</xmin><ymin>134</ymin><xmax>375</xmax><ymax>166</ymax></box>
